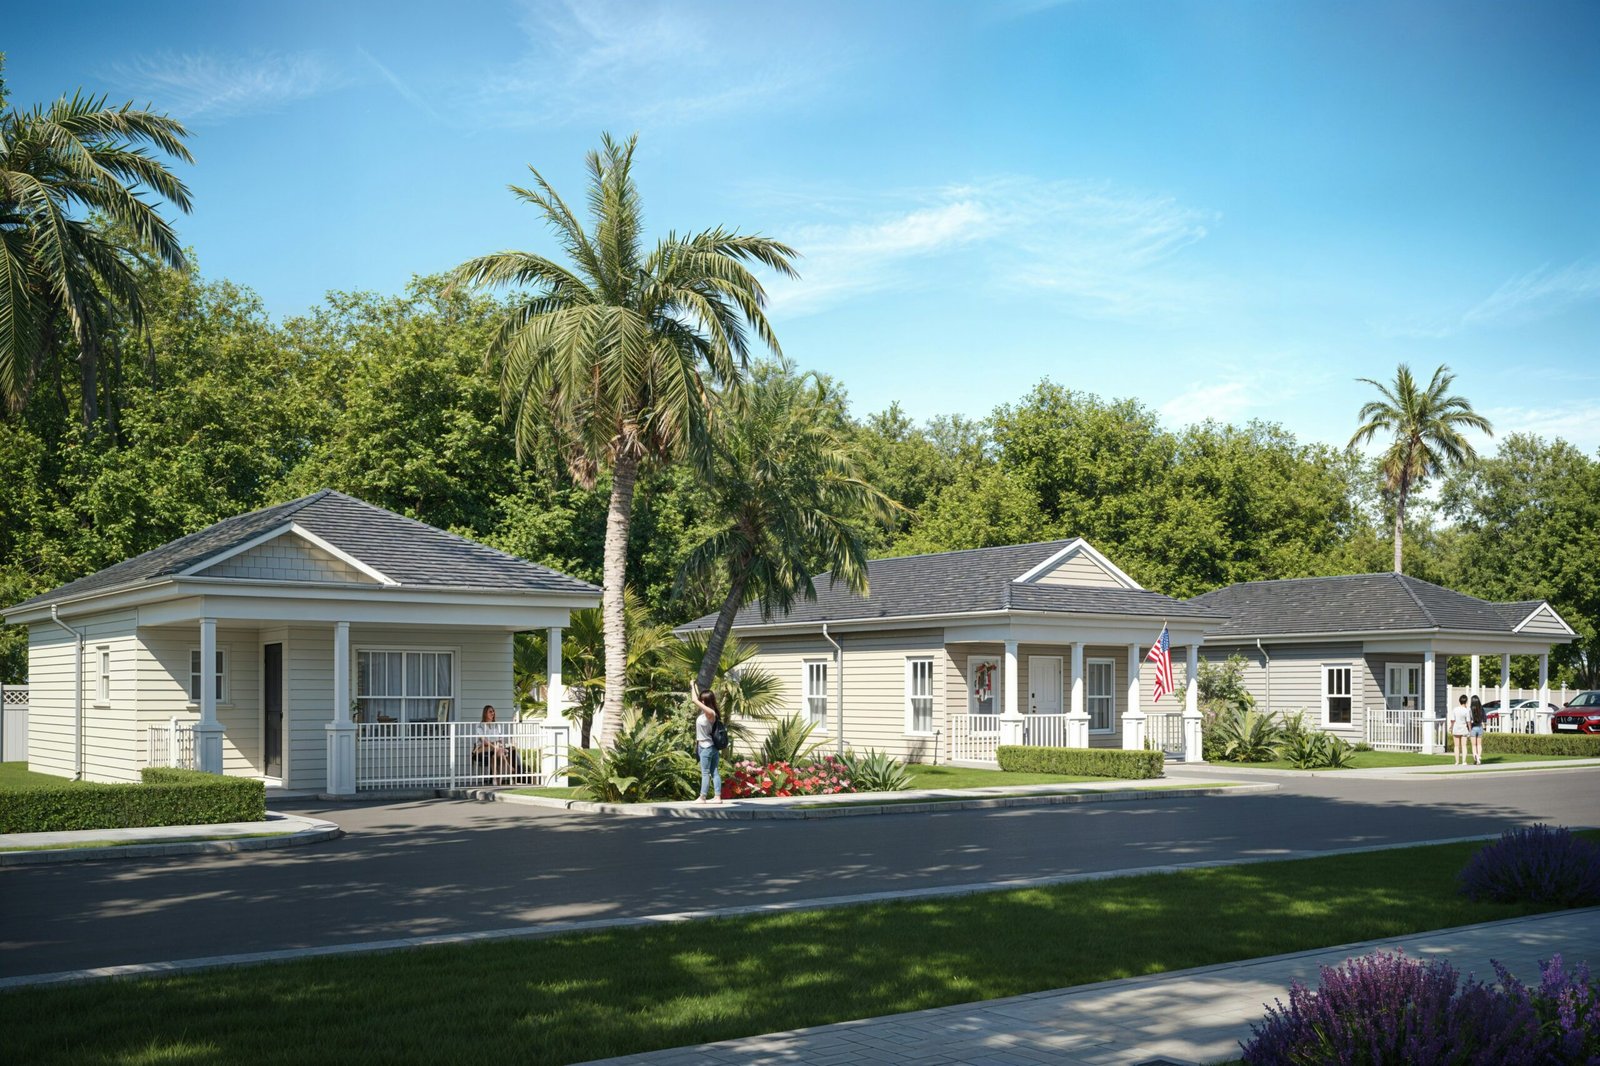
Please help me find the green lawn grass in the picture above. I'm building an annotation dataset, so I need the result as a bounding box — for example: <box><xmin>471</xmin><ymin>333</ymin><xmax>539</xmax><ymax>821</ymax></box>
<box><xmin>509</xmin><ymin>785</ymin><xmax>581</xmax><ymax>799</ymax></box>
<box><xmin>0</xmin><ymin>761</ymin><xmax>82</xmax><ymax>790</ymax></box>
<box><xmin>1232</xmin><ymin>750</ymin><xmax>1581</xmax><ymax>770</ymax></box>
<box><xmin>4</xmin><ymin>833</ymin><xmax>1594</xmax><ymax>1065</ymax></box>
<box><xmin>903</xmin><ymin>763</ymin><xmax>1100</xmax><ymax>788</ymax></box>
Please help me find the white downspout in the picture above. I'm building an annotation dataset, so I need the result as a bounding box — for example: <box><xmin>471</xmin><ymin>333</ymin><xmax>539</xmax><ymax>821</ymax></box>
<box><xmin>822</xmin><ymin>623</ymin><xmax>843</xmax><ymax>755</ymax></box>
<box><xmin>50</xmin><ymin>605</ymin><xmax>85</xmax><ymax>780</ymax></box>
<box><xmin>1256</xmin><ymin>638</ymin><xmax>1272</xmax><ymax>713</ymax></box>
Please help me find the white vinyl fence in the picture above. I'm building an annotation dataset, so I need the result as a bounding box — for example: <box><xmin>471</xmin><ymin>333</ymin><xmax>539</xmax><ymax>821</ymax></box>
<box><xmin>1</xmin><ymin>683</ymin><xmax>26</xmax><ymax>763</ymax></box>
<box><xmin>356</xmin><ymin>720</ymin><xmax>567</xmax><ymax>790</ymax></box>
<box><xmin>147</xmin><ymin>718</ymin><xmax>197</xmax><ymax>770</ymax></box>
<box><xmin>947</xmin><ymin>713</ymin><xmax>1000</xmax><ymax>763</ymax></box>
<box><xmin>1145</xmin><ymin>712</ymin><xmax>1186</xmax><ymax>756</ymax></box>
<box><xmin>1019</xmin><ymin>713</ymin><xmax>1071</xmax><ymax>749</ymax></box>
<box><xmin>1364</xmin><ymin>707</ymin><xmax>1447</xmax><ymax>753</ymax></box>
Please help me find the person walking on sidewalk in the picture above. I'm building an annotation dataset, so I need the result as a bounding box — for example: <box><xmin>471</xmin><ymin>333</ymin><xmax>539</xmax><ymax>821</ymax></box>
<box><xmin>1469</xmin><ymin>694</ymin><xmax>1487</xmax><ymax>765</ymax></box>
<box><xmin>691</xmin><ymin>683</ymin><xmax>723</xmax><ymax>803</ymax></box>
<box><xmin>1450</xmin><ymin>695</ymin><xmax>1473</xmax><ymax>766</ymax></box>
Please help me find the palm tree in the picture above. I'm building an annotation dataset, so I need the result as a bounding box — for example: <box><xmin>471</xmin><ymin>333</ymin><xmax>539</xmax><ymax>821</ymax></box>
<box><xmin>679</xmin><ymin>360</ymin><xmax>896</xmax><ymax>692</ymax></box>
<box><xmin>449</xmin><ymin>133</ymin><xmax>796</xmax><ymax>747</ymax></box>
<box><xmin>1349</xmin><ymin>363</ymin><xmax>1493</xmax><ymax>573</ymax></box>
<box><xmin>0</xmin><ymin>57</ymin><xmax>194</xmax><ymax>424</ymax></box>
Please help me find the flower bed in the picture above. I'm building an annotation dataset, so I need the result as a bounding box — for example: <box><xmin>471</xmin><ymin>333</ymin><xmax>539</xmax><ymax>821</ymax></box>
<box><xmin>721</xmin><ymin>757</ymin><xmax>853</xmax><ymax>799</ymax></box>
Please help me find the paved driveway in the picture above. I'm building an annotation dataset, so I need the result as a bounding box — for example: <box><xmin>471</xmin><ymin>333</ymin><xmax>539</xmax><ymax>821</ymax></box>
<box><xmin>2</xmin><ymin>767</ymin><xmax>1595</xmax><ymax>979</ymax></box>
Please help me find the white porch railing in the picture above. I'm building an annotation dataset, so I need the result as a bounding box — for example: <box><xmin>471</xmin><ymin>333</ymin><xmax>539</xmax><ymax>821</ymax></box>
<box><xmin>1145</xmin><ymin>712</ymin><xmax>1186</xmax><ymax>756</ymax></box>
<box><xmin>1020</xmin><ymin>713</ymin><xmax>1071</xmax><ymax>748</ymax></box>
<box><xmin>1364</xmin><ymin>707</ymin><xmax>1446</xmax><ymax>752</ymax></box>
<box><xmin>948</xmin><ymin>713</ymin><xmax>1000</xmax><ymax>763</ymax></box>
<box><xmin>356</xmin><ymin>721</ymin><xmax>566</xmax><ymax>790</ymax></box>
<box><xmin>147</xmin><ymin>718</ymin><xmax>197</xmax><ymax>770</ymax></box>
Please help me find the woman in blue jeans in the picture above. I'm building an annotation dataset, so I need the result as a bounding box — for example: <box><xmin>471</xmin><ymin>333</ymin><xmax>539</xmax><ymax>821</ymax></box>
<box><xmin>691</xmin><ymin>684</ymin><xmax>722</xmax><ymax>803</ymax></box>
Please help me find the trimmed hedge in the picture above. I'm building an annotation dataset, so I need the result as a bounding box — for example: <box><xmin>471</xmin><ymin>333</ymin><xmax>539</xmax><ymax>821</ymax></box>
<box><xmin>1483</xmin><ymin>733</ymin><xmax>1600</xmax><ymax>758</ymax></box>
<box><xmin>0</xmin><ymin>767</ymin><xmax>266</xmax><ymax>834</ymax></box>
<box><xmin>996</xmin><ymin>745</ymin><xmax>1164</xmax><ymax>779</ymax></box>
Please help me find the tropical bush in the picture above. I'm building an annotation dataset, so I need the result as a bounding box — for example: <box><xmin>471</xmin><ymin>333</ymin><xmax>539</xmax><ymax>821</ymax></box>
<box><xmin>1278</xmin><ymin>727</ymin><xmax>1358</xmax><ymax>769</ymax></box>
<box><xmin>721</xmin><ymin>757</ymin><xmax>853</xmax><ymax>799</ymax></box>
<box><xmin>1241</xmin><ymin>950</ymin><xmax>1548</xmax><ymax>1065</ymax></box>
<box><xmin>563</xmin><ymin>714</ymin><xmax>697</xmax><ymax>803</ymax></box>
<box><xmin>755</xmin><ymin>714</ymin><xmax>825</xmax><ymax>766</ymax></box>
<box><xmin>839</xmin><ymin>748</ymin><xmax>912</xmax><ymax>793</ymax></box>
<box><xmin>1208</xmin><ymin>707</ymin><xmax>1285</xmax><ymax>763</ymax></box>
<box><xmin>1458</xmin><ymin>824</ymin><xmax>1600</xmax><ymax>907</ymax></box>
<box><xmin>995</xmin><ymin>745</ymin><xmax>1163</xmax><ymax>779</ymax></box>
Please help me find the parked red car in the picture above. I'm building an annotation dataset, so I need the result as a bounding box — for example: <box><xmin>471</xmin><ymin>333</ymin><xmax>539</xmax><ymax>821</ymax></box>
<box><xmin>1552</xmin><ymin>691</ymin><xmax>1600</xmax><ymax>735</ymax></box>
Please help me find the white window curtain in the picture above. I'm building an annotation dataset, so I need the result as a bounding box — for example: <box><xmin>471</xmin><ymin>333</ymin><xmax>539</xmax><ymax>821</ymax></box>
<box><xmin>358</xmin><ymin>651</ymin><xmax>454</xmax><ymax>723</ymax></box>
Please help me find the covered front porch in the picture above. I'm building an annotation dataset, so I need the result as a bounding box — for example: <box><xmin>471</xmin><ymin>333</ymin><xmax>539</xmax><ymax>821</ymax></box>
<box><xmin>942</xmin><ymin>615</ymin><xmax>1215</xmax><ymax>766</ymax></box>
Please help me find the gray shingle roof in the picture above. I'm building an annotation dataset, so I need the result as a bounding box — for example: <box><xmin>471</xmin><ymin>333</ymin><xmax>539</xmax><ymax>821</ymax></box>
<box><xmin>1190</xmin><ymin>573</ymin><xmax>1538</xmax><ymax>638</ymax></box>
<box><xmin>679</xmin><ymin>540</ymin><xmax>1222</xmax><ymax>630</ymax></box>
<box><xmin>9</xmin><ymin>490</ymin><xmax>598</xmax><ymax>610</ymax></box>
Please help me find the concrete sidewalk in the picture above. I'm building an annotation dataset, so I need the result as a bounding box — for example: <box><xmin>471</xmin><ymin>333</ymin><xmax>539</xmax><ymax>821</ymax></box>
<box><xmin>582</xmin><ymin>907</ymin><xmax>1600</xmax><ymax>1066</ymax></box>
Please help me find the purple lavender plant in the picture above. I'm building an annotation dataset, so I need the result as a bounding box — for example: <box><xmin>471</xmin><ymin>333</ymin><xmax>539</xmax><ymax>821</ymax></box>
<box><xmin>1240</xmin><ymin>950</ymin><xmax>1547</xmax><ymax>1065</ymax></box>
<box><xmin>1459</xmin><ymin>824</ymin><xmax>1600</xmax><ymax>906</ymax></box>
<box><xmin>1494</xmin><ymin>954</ymin><xmax>1600</xmax><ymax>1064</ymax></box>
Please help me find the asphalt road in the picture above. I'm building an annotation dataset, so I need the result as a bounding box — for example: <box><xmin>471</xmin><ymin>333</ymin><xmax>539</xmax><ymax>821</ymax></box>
<box><xmin>3</xmin><ymin>767</ymin><xmax>1597</xmax><ymax>979</ymax></box>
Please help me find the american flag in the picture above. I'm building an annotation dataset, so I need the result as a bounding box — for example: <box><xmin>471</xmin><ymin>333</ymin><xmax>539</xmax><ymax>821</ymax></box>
<box><xmin>1146</xmin><ymin>625</ymin><xmax>1174</xmax><ymax>703</ymax></box>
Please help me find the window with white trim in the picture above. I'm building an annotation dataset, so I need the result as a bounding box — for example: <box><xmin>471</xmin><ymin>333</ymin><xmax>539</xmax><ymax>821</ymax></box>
<box><xmin>905</xmin><ymin>656</ymin><xmax>934</xmax><ymax>734</ymax></box>
<box><xmin>96</xmin><ymin>646</ymin><xmax>111</xmax><ymax>704</ymax></box>
<box><xmin>1086</xmin><ymin>658</ymin><xmax>1115</xmax><ymax>732</ymax></box>
<box><xmin>802</xmin><ymin>659</ymin><xmax>829</xmax><ymax>729</ymax></box>
<box><xmin>188</xmin><ymin>648</ymin><xmax>227</xmax><ymax>704</ymax></box>
<box><xmin>1385</xmin><ymin>663</ymin><xmax>1421</xmax><ymax>711</ymax></box>
<box><xmin>357</xmin><ymin>650</ymin><xmax>455</xmax><ymax>723</ymax></box>
<box><xmin>1324</xmin><ymin>665</ymin><xmax>1352</xmax><ymax>725</ymax></box>
<box><xmin>968</xmin><ymin>656</ymin><xmax>999</xmax><ymax>716</ymax></box>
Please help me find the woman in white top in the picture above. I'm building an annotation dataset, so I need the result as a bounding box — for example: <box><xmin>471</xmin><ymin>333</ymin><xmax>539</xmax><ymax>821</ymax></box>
<box><xmin>690</xmin><ymin>682</ymin><xmax>722</xmax><ymax>803</ymax></box>
<box><xmin>1450</xmin><ymin>697</ymin><xmax>1473</xmax><ymax>766</ymax></box>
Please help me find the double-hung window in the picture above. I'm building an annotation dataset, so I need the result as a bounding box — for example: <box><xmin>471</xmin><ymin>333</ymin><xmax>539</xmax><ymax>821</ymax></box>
<box><xmin>905</xmin><ymin>656</ymin><xmax>934</xmax><ymax>734</ymax></box>
<box><xmin>357</xmin><ymin>650</ymin><xmax>455</xmax><ymax>723</ymax></box>
<box><xmin>802</xmin><ymin>660</ymin><xmax>829</xmax><ymax>729</ymax></box>
<box><xmin>188</xmin><ymin>648</ymin><xmax>227</xmax><ymax>704</ymax></box>
<box><xmin>1086</xmin><ymin>659</ymin><xmax>1115</xmax><ymax>732</ymax></box>
<box><xmin>1324</xmin><ymin>665</ymin><xmax>1353</xmax><ymax>725</ymax></box>
<box><xmin>96</xmin><ymin>646</ymin><xmax>111</xmax><ymax>704</ymax></box>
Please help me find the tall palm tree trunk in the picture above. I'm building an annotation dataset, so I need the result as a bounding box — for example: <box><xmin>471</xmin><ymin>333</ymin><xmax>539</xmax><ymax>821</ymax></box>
<box><xmin>597</xmin><ymin>451</ymin><xmax>640</xmax><ymax>747</ymax></box>
<box><xmin>695</xmin><ymin>570</ymin><xmax>751</xmax><ymax>692</ymax></box>
<box><xmin>1392</xmin><ymin>480</ymin><xmax>1409</xmax><ymax>574</ymax></box>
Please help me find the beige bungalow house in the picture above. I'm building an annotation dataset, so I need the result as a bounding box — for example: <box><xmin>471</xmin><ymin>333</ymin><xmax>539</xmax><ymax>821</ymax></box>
<box><xmin>2</xmin><ymin>491</ymin><xmax>598</xmax><ymax>792</ymax></box>
<box><xmin>1190</xmin><ymin>573</ymin><xmax>1577</xmax><ymax>751</ymax></box>
<box><xmin>677</xmin><ymin>539</ymin><xmax>1227</xmax><ymax>765</ymax></box>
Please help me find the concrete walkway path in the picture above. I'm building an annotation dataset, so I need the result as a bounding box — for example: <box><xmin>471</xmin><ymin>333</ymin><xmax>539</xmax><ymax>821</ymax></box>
<box><xmin>583</xmin><ymin>907</ymin><xmax>1600</xmax><ymax>1066</ymax></box>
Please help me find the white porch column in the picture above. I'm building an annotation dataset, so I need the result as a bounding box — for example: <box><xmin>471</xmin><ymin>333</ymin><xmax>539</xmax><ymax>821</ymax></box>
<box><xmin>1500</xmin><ymin>652</ymin><xmax>1513</xmax><ymax>731</ymax></box>
<box><xmin>1537</xmin><ymin>653</ymin><xmax>1552</xmax><ymax>734</ymax></box>
<box><xmin>1420</xmin><ymin>649</ymin><xmax>1437</xmax><ymax>755</ymax></box>
<box><xmin>194</xmin><ymin>617</ymin><xmax>224</xmax><ymax>774</ymax></box>
<box><xmin>1000</xmin><ymin>639</ymin><xmax>1024</xmax><ymax>749</ymax></box>
<box><xmin>1470</xmin><ymin>654</ymin><xmax>1480</xmax><ymax>697</ymax></box>
<box><xmin>325</xmin><ymin>621</ymin><xmax>356</xmax><ymax>795</ymax></box>
<box><xmin>1183</xmin><ymin>643</ymin><xmax>1204</xmax><ymax>763</ymax></box>
<box><xmin>1065</xmin><ymin>642</ymin><xmax>1089</xmax><ymax>748</ymax></box>
<box><xmin>1122</xmin><ymin>643</ymin><xmax>1146</xmax><ymax>751</ymax></box>
<box><xmin>542</xmin><ymin>625</ymin><xmax>570</xmax><ymax>779</ymax></box>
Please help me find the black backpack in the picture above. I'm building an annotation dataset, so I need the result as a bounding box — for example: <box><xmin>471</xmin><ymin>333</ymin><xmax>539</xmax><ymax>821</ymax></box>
<box><xmin>711</xmin><ymin>721</ymin><xmax>729</xmax><ymax>751</ymax></box>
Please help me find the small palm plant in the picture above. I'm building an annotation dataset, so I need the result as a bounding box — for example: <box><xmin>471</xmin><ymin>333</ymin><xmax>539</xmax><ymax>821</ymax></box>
<box><xmin>562</xmin><ymin>713</ymin><xmax>697</xmax><ymax>802</ymax></box>
<box><xmin>1212</xmin><ymin>707</ymin><xmax>1286</xmax><ymax>763</ymax></box>
<box><xmin>756</xmin><ymin>715</ymin><xmax>824</xmax><ymax>765</ymax></box>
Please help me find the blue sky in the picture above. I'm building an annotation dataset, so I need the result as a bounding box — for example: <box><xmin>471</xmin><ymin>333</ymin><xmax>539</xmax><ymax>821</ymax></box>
<box><xmin>7</xmin><ymin>0</ymin><xmax>1598</xmax><ymax>451</ymax></box>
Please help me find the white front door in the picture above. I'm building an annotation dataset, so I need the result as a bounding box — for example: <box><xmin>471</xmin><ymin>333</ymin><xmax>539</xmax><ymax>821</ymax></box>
<box><xmin>1029</xmin><ymin>655</ymin><xmax>1064</xmax><ymax>714</ymax></box>
<box><xmin>1385</xmin><ymin>663</ymin><xmax>1422</xmax><ymax>711</ymax></box>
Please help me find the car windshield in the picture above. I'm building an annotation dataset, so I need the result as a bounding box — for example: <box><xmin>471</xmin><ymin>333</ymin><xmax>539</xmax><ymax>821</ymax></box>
<box><xmin>1570</xmin><ymin>692</ymin><xmax>1600</xmax><ymax>708</ymax></box>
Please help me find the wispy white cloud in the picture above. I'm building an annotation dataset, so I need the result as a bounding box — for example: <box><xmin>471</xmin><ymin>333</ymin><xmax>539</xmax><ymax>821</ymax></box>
<box><xmin>1385</xmin><ymin>259</ymin><xmax>1600</xmax><ymax>339</ymax></box>
<box><xmin>466</xmin><ymin>0</ymin><xmax>834</xmax><ymax>128</ymax></box>
<box><xmin>357</xmin><ymin>47</ymin><xmax>441</xmax><ymax>122</ymax></box>
<box><xmin>1483</xmin><ymin>399</ymin><xmax>1600</xmax><ymax>457</ymax></box>
<box><xmin>109</xmin><ymin>51</ymin><xmax>347</xmax><ymax>124</ymax></box>
<box><xmin>765</xmin><ymin>176</ymin><xmax>1219</xmax><ymax>320</ymax></box>
<box><xmin>1158</xmin><ymin>380</ymin><xmax>1255</xmax><ymax>426</ymax></box>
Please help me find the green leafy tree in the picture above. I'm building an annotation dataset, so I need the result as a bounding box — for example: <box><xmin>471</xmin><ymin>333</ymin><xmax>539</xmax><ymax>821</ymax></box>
<box><xmin>679</xmin><ymin>361</ymin><xmax>895</xmax><ymax>691</ymax></box>
<box><xmin>0</xmin><ymin>56</ymin><xmax>194</xmax><ymax>426</ymax></box>
<box><xmin>448</xmin><ymin>133</ymin><xmax>796</xmax><ymax>747</ymax></box>
<box><xmin>1348</xmin><ymin>363</ymin><xmax>1493</xmax><ymax>574</ymax></box>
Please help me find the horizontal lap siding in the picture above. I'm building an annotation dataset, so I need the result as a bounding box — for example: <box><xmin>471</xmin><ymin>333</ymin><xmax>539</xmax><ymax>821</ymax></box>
<box><xmin>138</xmin><ymin>627</ymin><xmax>261</xmax><ymax>776</ymax></box>
<box><xmin>26</xmin><ymin>611</ymin><xmax>140</xmax><ymax>782</ymax></box>
<box><xmin>1203</xmin><ymin>642</ymin><xmax>1366</xmax><ymax>737</ymax></box>
<box><xmin>287</xmin><ymin>626</ymin><xmax>332</xmax><ymax>791</ymax></box>
<box><xmin>1363</xmin><ymin>652</ymin><xmax>1448</xmax><ymax>718</ymax></box>
<box><xmin>1031</xmin><ymin>553</ymin><xmax>1123</xmax><ymax>588</ymax></box>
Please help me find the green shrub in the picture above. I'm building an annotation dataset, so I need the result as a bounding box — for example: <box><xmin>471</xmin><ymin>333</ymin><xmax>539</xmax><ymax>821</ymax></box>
<box><xmin>1483</xmin><ymin>733</ymin><xmax>1600</xmax><ymax>758</ymax></box>
<box><xmin>1211</xmin><ymin>707</ymin><xmax>1285</xmax><ymax>762</ymax></box>
<box><xmin>755</xmin><ymin>715</ymin><xmax>825</xmax><ymax>765</ymax></box>
<box><xmin>564</xmin><ymin>714</ymin><xmax>697</xmax><ymax>803</ymax></box>
<box><xmin>1279</xmin><ymin>729</ymin><xmax>1358</xmax><ymax>769</ymax></box>
<box><xmin>996</xmin><ymin>745</ymin><xmax>1164</xmax><ymax>779</ymax></box>
<box><xmin>839</xmin><ymin>749</ymin><xmax>912</xmax><ymax>792</ymax></box>
<box><xmin>0</xmin><ymin>768</ymin><xmax>265</xmax><ymax>833</ymax></box>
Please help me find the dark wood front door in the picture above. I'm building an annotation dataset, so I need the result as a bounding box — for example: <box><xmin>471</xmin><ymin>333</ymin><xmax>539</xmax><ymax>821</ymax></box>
<box><xmin>264</xmin><ymin>643</ymin><xmax>283</xmax><ymax>779</ymax></box>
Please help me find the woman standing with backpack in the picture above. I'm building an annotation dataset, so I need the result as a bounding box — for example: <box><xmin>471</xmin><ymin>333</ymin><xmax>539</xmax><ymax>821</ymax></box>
<box><xmin>691</xmin><ymin>682</ymin><xmax>726</xmax><ymax>803</ymax></box>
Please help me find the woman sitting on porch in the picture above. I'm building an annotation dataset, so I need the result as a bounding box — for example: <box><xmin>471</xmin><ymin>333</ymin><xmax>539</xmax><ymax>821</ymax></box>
<box><xmin>471</xmin><ymin>705</ymin><xmax>523</xmax><ymax>784</ymax></box>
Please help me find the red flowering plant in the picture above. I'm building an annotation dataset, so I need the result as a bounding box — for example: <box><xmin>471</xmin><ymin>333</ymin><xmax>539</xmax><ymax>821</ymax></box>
<box><xmin>721</xmin><ymin>756</ymin><xmax>855</xmax><ymax>799</ymax></box>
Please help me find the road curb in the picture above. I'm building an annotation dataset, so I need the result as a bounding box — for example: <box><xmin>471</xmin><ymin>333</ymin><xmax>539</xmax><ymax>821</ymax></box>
<box><xmin>0</xmin><ymin>814</ymin><xmax>343</xmax><ymax>866</ymax></box>
<box><xmin>464</xmin><ymin>781</ymin><xmax>1277</xmax><ymax>818</ymax></box>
